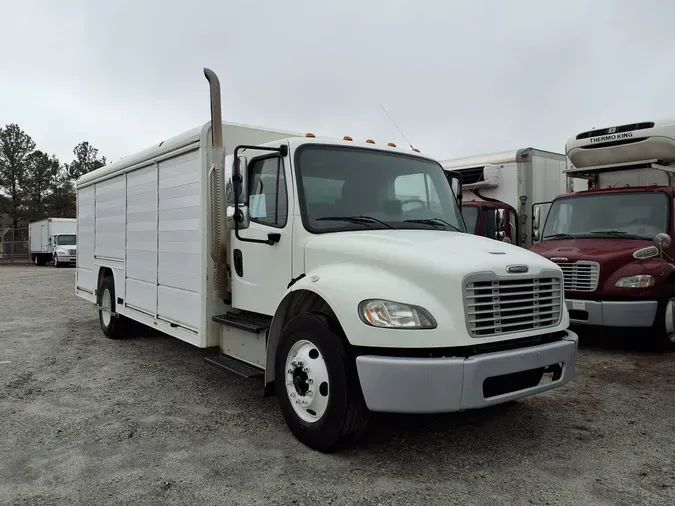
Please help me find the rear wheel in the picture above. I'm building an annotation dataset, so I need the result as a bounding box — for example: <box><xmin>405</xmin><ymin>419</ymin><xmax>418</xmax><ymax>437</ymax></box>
<box><xmin>275</xmin><ymin>312</ymin><xmax>370</xmax><ymax>452</ymax></box>
<box><xmin>98</xmin><ymin>276</ymin><xmax>129</xmax><ymax>339</ymax></box>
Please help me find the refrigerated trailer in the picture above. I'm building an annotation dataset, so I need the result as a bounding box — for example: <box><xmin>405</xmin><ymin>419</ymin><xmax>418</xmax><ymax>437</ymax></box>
<box><xmin>29</xmin><ymin>217</ymin><xmax>77</xmax><ymax>266</ymax></box>
<box><xmin>76</xmin><ymin>68</ymin><xmax>578</xmax><ymax>452</ymax></box>
<box><xmin>441</xmin><ymin>149</ymin><xmax>583</xmax><ymax>248</ymax></box>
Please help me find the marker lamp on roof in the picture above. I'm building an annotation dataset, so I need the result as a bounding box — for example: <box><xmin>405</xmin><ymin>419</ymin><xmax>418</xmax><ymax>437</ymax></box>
<box><xmin>615</xmin><ymin>274</ymin><xmax>654</xmax><ymax>288</ymax></box>
<box><xmin>358</xmin><ymin>299</ymin><xmax>436</xmax><ymax>329</ymax></box>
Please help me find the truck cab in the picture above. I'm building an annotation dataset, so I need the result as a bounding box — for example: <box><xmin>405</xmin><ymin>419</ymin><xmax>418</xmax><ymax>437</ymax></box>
<box><xmin>530</xmin><ymin>119</ymin><xmax>675</xmax><ymax>350</ymax></box>
<box><xmin>51</xmin><ymin>233</ymin><xmax>77</xmax><ymax>267</ymax></box>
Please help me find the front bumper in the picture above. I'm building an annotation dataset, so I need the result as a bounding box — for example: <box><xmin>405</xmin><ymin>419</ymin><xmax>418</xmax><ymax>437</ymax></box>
<box><xmin>355</xmin><ymin>330</ymin><xmax>578</xmax><ymax>413</ymax></box>
<box><xmin>565</xmin><ymin>299</ymin><xmax>657</xmax><ymax>327</ymax></box>
<box><xmin>57</xmin><ymin>255</ymin><xmax>76</xmax><ymax>263</ymax></box>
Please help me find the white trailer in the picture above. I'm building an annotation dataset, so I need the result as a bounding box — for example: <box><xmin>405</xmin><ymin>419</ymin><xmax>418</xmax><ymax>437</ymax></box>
<box><xmin>75</xmin><ymin>68</ymin><xmax>579</xmax><ymax>452</ymax></box>
<box><xmin>29</xmin><ymin>217</ymin><xmax>77</xmax><ymax>267</ymax></box>
<box><xmin>441</xmin><ymin>149</ymin><xmax>584</xmax><ymax>248</ymax></box>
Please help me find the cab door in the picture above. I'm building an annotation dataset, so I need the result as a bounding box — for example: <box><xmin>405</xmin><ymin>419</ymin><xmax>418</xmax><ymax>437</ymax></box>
<box><xmin>229</xmin><ymin>149</ymin><xmax>294</xmax><ymax>316</ymax></box>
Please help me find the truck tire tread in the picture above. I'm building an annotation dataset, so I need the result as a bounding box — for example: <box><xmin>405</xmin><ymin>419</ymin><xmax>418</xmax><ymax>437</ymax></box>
<box><xmin>275</xmin><ymin>312</ymin><xmax>370</xmax><ymax>452</ymax></box>
<box><xmin>98</xmin><ymin>276</ymin><xmax>130</xmax><ymax>339</ymax></box>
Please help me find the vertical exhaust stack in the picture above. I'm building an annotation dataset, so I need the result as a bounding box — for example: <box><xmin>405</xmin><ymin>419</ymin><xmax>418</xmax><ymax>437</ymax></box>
<box><xmin>204</xmin><ymin>67</ymin><xmax>229</xmax><ymax>300</ymax></box>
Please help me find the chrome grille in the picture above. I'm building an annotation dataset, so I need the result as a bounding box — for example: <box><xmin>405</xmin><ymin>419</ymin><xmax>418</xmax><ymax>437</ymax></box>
<box><xmin>555</xmin><ymin>261</ymin><xmax>599</xmax><ymax>292</ymax></box>
<box><xmin>464</xmin><ymin>276</ymin><xmax>563</xmax><ymax>337</ymax></box>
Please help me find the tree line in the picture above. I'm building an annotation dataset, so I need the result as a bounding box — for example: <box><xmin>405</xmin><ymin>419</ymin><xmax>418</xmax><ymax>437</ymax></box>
<box><xmin>0</xmin><ymin>123</ymin><xmax>107</xmax><ymax>229</ymax></box>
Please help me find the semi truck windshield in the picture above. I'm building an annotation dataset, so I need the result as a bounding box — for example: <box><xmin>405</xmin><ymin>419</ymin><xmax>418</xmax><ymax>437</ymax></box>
<box><xmin>542</xmin><ymin>191</ymin><xmax>669</xmax><ymax>241</ymax></box>
<box><xmin>295</xmin><ymin>145</ymin><xmax>465</xmax><ymax>233</ymax></box>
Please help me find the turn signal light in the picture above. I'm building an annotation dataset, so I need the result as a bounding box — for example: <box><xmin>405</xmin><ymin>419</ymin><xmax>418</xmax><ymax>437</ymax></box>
<box><xmin>365</xmin><ymin>139</ymin><xmax>375</xmax><ymax>144</ymax></box>
<box><xmin>343</xmin><ymin>136</ymin><xmax>353</xmax><ymax>141</ymax></box>
<box><xmin>412</xmin><ymin>147</ymin><xmax>420</xmax><ymax>153</ymax></box>
<box><xmin>387</xmin><ymin>142</ymin><xmax>397</xmax><ymax>147</ymax></box>
<box><xmin>306</xmin><ymin>132</ymin><xmax>316</xmax><ymax>138</ymax></box>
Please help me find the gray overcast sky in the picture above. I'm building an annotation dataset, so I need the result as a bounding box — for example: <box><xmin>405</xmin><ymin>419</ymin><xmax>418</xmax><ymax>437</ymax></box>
<box><xmin>2</xmin><ymin>0</ymin><xmax>675</xmax><ymax>165</ymax></box>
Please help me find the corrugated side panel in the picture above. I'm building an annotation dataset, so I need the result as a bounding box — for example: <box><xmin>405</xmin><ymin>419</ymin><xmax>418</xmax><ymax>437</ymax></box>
<box><xmin>125</xmin><ymin>164</ymin><xmax>157</xmax><ymax>315</ymax></box>
<box><xmin>95</xmin><ymin>175</ymin><xmax>126</xmax><ymax>260</ymax></box>
<box><xmin>77</xmin><ymin>186</ymin><xmax>96</xmax><ymax>292</ymax></box>
<box><xmin>156</xmin><ymin>149</ymin><xmax>201</xmax><ymax>331</ymax></box>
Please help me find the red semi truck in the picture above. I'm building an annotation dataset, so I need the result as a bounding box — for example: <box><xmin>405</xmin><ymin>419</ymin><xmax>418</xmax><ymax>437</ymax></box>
<box><xmin>530</xmin><ymin>119</ymin><xmax>675</xmax><ymax>350</ymax></box>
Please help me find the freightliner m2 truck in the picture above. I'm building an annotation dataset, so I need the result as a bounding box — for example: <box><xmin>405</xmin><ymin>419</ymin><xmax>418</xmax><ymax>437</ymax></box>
<box><xmin>531</xmin><ymin>119</ymin><xmax>675</xmax><ymax>350</ymax></box>
<box><xmin>75</xmin><ymin>68</ymin><xmax>579</xmax><ymax>452</ymax></box>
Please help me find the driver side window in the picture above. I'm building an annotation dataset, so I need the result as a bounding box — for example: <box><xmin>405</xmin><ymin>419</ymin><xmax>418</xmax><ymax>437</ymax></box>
<box><xmin>248</xmin><ymin>156</ymin><xmax>288</xmax><ymax>228</ymax></box>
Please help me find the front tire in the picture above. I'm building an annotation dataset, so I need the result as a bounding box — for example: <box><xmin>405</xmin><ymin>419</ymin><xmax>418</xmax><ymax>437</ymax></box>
<box><xmin>98</xmin><ymin>276</ymin><xmax>129</xmax><ymax>339</ymax></box>
<box><xmin>650</xmin><ymin>296</ymin><xmax>675</xmax><ymax>352</ymax></box>
<box><xmin>275</xmin><ymin>313</ymin><xmax>370</xmax><ymax>453</ymax></box>
<box><xmin>53</xmin><ymin>254</ymin><xmax>59</xmax><ymax>268</ymax></box>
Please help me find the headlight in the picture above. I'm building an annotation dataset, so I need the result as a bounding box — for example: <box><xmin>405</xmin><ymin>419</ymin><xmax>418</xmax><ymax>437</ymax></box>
<box><xmin>55</xmin><ymin>248</ymin><xmax>67</xmax><ymax>255</ymax></box>
<box><xmin>358</xmin><ymin>299</ymin><xmax>437</xmax><ymax>329</ymax></box>
<box><xmin>615</xmin><ymin>274</ymin><xmax>654</xmax><ymax>288</ymax></box>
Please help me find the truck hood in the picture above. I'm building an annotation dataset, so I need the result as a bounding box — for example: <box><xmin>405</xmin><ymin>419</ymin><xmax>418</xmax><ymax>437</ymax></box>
<box><xmin>531</xmin><ymin>238</ymin><xmax>649</xmax><ymax>263</ymax></box>
<box><xmin>304</xmin><ymin>230</ymin><xmax>559</xmax><ymax>278</ymax></box>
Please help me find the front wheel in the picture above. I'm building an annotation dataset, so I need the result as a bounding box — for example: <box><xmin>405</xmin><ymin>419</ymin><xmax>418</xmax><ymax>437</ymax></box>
<box><xmin>651</xmin><ymin>296</ymin><xmax>675</xmax><ymax>352</ymax></box>
<box><xmin>275</xmin><ymin>313</ymin><xmax>370</xmax><ymax>452</ymax></box>
<box><xmin>53</xmin><ymin>254</ymin><xmax>59</xmax><ymax>268</ymax></box>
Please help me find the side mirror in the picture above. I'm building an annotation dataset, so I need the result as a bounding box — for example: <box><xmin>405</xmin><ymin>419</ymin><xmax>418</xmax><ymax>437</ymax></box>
<box><xmin>444</xmin><ymin>170</ymin><xmax>463</xmax><ymax>211</ymax></box>
<box><xmin>226</xmin><ymin>204</ymin><xmax>250</xmax><ymax>230</ymax></box>
<box><xmin>228</xmin><ymin>154</ymin><xmax>250</xmax><ymax>230</ymax></box>
<box><xmin>495</xmin><ymin>208</ymin><xmax>506</xmax><ymax>231</ymax></box>
<box><xmin>533</xmin><ymin>229</ymin><xmax>541</xmax><ymax>241</ymax></box>
<box><xmin>654</xmin><ymin>232</ymin><xmax>672</xmax><ymax>250</ymax></box>
<box><xmin>533</xmin><ymin>206</ymin><xmax>541</xmax><ymax>230</ymax></box>
<box><xmin>233</xmin><ymin>155</ymin><xmax>249</xmax><ymax>204</ymax></box>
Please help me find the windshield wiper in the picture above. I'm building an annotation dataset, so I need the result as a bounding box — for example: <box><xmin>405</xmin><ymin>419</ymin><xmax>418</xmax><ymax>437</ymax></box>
<box><xmin>403</xmin><ymin>218</ymin><xmax>463</xmax><ymax>232</ymax></box>
<box><xmin>543</xmin><ymin>233</ymin><xmax>575</xmax><ymax>239</ymax></box>
<box><xmin>589</xmin><ymin>230</ymin><xmax>645</xmax><ymax>240</ymax></box>
<box><xmin>315</xmin><ymin>216</ymin><xmax>395</xmax><ymax>229</ymax></box>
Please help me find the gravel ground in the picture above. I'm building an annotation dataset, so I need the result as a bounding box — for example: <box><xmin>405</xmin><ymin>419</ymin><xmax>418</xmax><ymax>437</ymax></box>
<box><xmin>0</xmin><ymin>266</ymin><xmax>674</xmax><ymax>506</ymax></box>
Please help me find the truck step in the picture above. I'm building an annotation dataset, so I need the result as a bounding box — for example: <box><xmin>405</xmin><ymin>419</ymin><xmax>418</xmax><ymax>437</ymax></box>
<box><xmin>212</xmin><ymin>311</ymin><xmax>272</xmax><ymax>333</ymax></box>
<box><xmin>204</xmin><ymin>354</ymin><xmax>264</xmax><ymax>379</ymax></box>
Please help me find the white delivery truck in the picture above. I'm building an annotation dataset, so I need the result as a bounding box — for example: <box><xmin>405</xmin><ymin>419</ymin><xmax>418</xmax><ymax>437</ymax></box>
<box><xmin>441</xmin><ymin>149</ymin><xmax>583</xmax><ymax>248</ymax></box>
<box><xmin>29</xmin><ymin>217</ymin><xmax>77</xmax><ymax>266</ymax></box>
<box><xmin>75</xmin><ymin>68</ymin><xmax>579</xmax><ymax>452</ymax></box>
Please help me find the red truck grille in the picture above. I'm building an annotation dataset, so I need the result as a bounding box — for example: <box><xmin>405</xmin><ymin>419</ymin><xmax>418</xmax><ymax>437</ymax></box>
<box><xmin>555</xmin><ymin>261</ymin><xmax>600</xmax><ymax>292</ymax></box>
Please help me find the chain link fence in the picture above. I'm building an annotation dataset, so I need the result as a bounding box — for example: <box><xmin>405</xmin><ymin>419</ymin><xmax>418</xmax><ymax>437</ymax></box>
<box><xmin>0</xmin><ymin>228</ymin><xmax>30</xmax><ymax>264</ymax></box>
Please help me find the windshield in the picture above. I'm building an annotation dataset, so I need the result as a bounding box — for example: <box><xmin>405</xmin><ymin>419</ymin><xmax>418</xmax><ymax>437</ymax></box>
<box><xmin>295</xmin><ymin>145</ymin><xmax>465</xmax><ymax>233</ymax></box>
<box><xmin>56</xmin><ymin>234</ymin><xmax>76</xmax><ymax>246</ymax></box>
<box><xmin>461</xmin><ymin>206</ymin><xmax>479</xmax><ymax>234</ymax></box>
<box><xmin>542</xmin><ymin>191</ymin><xmax>669</xmax><ymax>240</ymax></box>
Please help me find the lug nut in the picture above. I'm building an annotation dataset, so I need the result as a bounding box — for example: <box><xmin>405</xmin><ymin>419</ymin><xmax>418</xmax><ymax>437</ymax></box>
<box><xmin>287</xmin><ymin>368</ymin><xmax>293</xmax><ymax>374</ymax></box>
<box><xmin>306</xmin><ymin>378</ymin><xmax>313</xmax><ymax>384</ymax></box>
<box><xmin>291</xmin><ymin>360</ymin><xmax>298</xmax><ymax>366</ymax></box>
<box><xmin>297</xmin><ymin>360</ymin><xmax>304</xmax><ymax>367</ymax></box>
<box><xmin>302</xmin><ymin>366</ymin><xmax>310</xmax><ymax>373</ymax></box>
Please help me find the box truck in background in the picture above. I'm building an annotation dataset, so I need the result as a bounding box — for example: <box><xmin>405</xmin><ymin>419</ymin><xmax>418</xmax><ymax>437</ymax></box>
<box><xmin>75</xmin><ymin>68</ymin><xmax>578</xmax><ymax>452</ymax></box>
<box><xmin>29</xmin><ymin>217</ymin><xmax>77</xmax><ymax>267</ymax></box>
<box><xmin>441</xmin><ymin>149</ymin><xmax>583</xmax><ymax>248</ymax></box>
